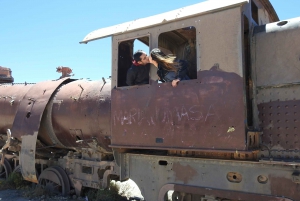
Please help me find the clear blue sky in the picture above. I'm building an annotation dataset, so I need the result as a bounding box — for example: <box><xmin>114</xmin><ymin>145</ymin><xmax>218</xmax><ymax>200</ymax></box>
<box><xmin>1</xmin><ymin>0</ymin><xmax>299</xmax><ymax>83</ymax></box>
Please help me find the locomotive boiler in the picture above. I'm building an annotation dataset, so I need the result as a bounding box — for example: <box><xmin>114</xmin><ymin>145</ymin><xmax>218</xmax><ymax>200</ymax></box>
<box><xmin>0</xmin><ymin>78</ymin><xmax>117</xmax><ymax>195</ymax></box>
<box><xmin>1</xmin><ymin>0</ymin><xmax>300</xmax><ymax>200</ymax></box>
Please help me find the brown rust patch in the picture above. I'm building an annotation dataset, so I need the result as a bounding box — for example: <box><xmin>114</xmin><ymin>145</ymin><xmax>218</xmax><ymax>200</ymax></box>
<box><xmin>111</xmin><ymin>67</ymin><xmax>246</xmax><ymax>151</ymax></box>
<box><xmin>11</xmin><ymin>78</ymin><xmax>70</xmax><ymax>138</ymax></box>
<box><xmin>170</xmin><ymin>183</ymin><xmax>293</xmax><ymax>201</ymax></box>
<box><xmin>51</xmin><ymin>80</ymin><xmax>112</xmax><ymax>152</ymax></box>
<box><xmin>269</xmin><ymin>174</ymin><xmax>300</xmax><ymax>200</ymax></box>
<box><xmin>0</xmin><ymin>84</ymin><xmax>32</xmax><ymax>135</ymax></box>
<box><xmin>172</xmin><ymin>162</ymin><xmax>197</xmax><ymax>184</ymax></box>
<box><xmin>258</xmin><ymin>100</ymin><xmax>300</xmax><ymax>150</ymax></box>
<box><xmin>0</xmin><ymin>66</ymin><xmax>14</xmax><ymax>83</ymax></box>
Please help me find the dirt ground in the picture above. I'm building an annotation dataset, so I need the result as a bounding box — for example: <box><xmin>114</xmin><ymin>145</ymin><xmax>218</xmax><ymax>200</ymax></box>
<box><xmin>0</xmin><ymin>189</ymin><xmax>29</xmax><ymax>201</ymax></box>
<box><xmin>0</xmin><ymin>188</ymin><xmax>85</xmax><ymax>201</ymax></box>
<box><xmin>0</xmin><ymin>179</ymin><xmax>144</xmax><ymax>201</ymax></box>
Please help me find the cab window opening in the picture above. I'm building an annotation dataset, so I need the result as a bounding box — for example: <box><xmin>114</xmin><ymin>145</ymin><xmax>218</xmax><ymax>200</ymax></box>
<box><xmin>157</xmin><ymin>26</ymin><xmax>197</xmax><ymax>83</ymax></box>
<box><xmin>117</xmin><ymin>36</ymin><xmax>149</xmax><ymax>87</ymax></box>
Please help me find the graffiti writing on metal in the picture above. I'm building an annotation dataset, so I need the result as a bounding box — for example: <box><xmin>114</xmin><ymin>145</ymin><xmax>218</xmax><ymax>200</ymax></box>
<box><xmin>113</xmin><ymin>104</ymin><xmax>218</xmax><ymax>126</ymax></box>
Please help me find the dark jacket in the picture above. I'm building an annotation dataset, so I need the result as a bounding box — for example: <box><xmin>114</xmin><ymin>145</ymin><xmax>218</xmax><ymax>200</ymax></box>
<box><xmin>126</xmin><ymin>63</ymin><xmax>150</xmax><ymax>86</ymax></box>
<box><xmin>157</xmin><ymin>59</ymin><xmax>190</xmax><ymax>82</ymax></box>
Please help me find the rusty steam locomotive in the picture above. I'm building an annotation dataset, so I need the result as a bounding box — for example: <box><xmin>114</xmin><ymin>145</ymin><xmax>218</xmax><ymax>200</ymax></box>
<box><xmin>1</xmin><ymin>0</ymin><xmax>300</xmax><ymax>200</ymax></box>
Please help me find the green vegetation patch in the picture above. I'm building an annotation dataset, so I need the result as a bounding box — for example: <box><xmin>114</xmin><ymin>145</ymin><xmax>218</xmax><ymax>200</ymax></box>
<box><xmin>0</xmin><ymin>172</ymin><xmax>31</xmax><ymax>190</ymax></box>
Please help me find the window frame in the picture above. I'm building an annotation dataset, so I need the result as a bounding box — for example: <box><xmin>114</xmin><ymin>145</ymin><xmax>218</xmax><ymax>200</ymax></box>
<box><xmin>113</xmin><ymin>33</ymin><xmax>151</xmax><ymax>88</ymax></box>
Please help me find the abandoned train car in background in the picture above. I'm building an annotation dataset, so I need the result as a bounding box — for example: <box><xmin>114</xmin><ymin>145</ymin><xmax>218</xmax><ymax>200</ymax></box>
<box><xmin>1</xmin><ymin>0</ymin><xmax>300</xmax><ymax>200</ymax></box>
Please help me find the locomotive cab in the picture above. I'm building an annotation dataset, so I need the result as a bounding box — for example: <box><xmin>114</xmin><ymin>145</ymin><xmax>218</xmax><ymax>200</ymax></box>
<box><xmin>81</xmin><ymin>0</ymin><xmax>278</xmax><ymax>155</ymax></box>
<box><xmin>3</xmin><ymin>0</ymin><xmax>300</xmax><ymax>200</ymax></box>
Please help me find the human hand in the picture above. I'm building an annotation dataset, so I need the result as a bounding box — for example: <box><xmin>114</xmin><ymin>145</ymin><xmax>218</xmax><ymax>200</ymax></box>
<box><xmin>172</xmin><ymin>79</ymin><xmax>180</xmax><ymax>87</ymax></box>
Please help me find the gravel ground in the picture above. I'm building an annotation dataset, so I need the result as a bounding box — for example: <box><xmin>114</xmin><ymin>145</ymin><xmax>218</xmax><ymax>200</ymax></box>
<box><xmin>0</xmin><ymin>179</ymin><xmax>144</xmax><ymax>201</ymax></box>
<box><xmin>0</xmin><ymin>189</ymin><xmax>84</xmax><ymax>201</ymax></box>
<box><xmin>0</xmin><ymin>189</ymin><xmax>28</xmax><ymax>201</ymax></box>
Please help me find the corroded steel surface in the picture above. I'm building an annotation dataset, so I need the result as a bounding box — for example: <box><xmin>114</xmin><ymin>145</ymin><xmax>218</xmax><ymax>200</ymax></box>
<box><xmin>269</xmin><ymin>175</ymin><xmax>300</xmax><ymax>201</ymax></box>
<box><xmin>0</xmin><ymin>66</ymin><xmax>14</xmax><ymax>83</ymax></box>
<box><xmin>159</xmin><ymin>184</ymin><xmax>293</xmax><ymax>201</ymax></box>
<box><xmin>0</xmin><ymin>84</ymin><xmax>33</xmax><ymax>134</ymax></box>
<box><xmin>11</xmin><ymin>78</ymin><xmax>70</xmax><ymax>138</ymax></box>
<box><xmin>20</xmin><ymin>132</ymin><xmax>39</xmax><ymax>183</ymax></box>
<box><xmin>111</xmin><ymin>68</ymin><xmax>246</xmax><ymax>150</ymax></box>
<box><xmin>0</xmin><ymin>0</ymin><xmax>295</xmax><ymax>200</ymax></box>
<box><xmin>10</xmin><ymin>78</ymin><xmax>70</xmax><ymax>183</ymax></box>
<box><xmin>1</xmin><ymin>78</ymin><xmax>112</xmax><ymax>153</ymax></box>
<box><xmin>51</xmin><ymin>79</ymin><xmax>112</xmax><ymax>152</ymax></box>
<box><xmin>122</xmin><ymin>153</ymin><xmax>300</xmax><ymax>201</ymax></box>
<box><xmin>258</xmin><ymin>100</ymin><xmax>300</xmax><ymax>150</ymax></box>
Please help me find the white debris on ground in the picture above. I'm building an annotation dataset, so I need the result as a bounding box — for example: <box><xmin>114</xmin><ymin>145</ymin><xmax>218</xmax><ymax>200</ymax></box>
<box><xmin>114</xmin><ymin>179</ymin><xmax>175</xmax><ymax>201</ymax></box>
<box><xmin>113</xmin><ymin>179</ymin><xmax>144</xmax><ymax>200</ymax></box>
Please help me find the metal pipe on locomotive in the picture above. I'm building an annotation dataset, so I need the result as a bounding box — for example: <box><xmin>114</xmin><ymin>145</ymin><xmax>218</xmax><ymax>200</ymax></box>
<box><xmin>1</xmin><ymin>0</ymin><xmax>300</xmax><ymax>200</ymax></box>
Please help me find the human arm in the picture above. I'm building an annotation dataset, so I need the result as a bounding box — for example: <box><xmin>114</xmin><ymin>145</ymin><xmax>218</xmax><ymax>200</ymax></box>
<box><xmin>170</xmin><ymin>60</ymin><xmax>189</xmax><ymax>87</ymax></box>
<box><xmin>172</xmin><ymin>79</ymin><xmax>180</xmax><ymax>87</ymax></box>
<box><xmin>163</xmin><ymin>72</ymin><xmax>180</xmax><ymax>87</ymax></box>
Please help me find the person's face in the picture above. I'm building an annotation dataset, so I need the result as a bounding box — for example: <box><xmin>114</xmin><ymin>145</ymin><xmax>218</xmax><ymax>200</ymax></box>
<box><xmin>149</xmin><ymin>55</ymin><xmax>158</xmax><ymax>67</ymax></box>
<box><xmin>149</xmin><ymin>55</ymin><xmax>153</xmax><ymax>63</ymax></box>
<box><xmin>137</xmin><ymin>53</ymin><xmax>149</xmax><ymax>65</ymax></box>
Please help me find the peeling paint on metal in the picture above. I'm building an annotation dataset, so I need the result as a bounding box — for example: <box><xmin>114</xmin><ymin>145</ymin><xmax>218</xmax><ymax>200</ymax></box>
<box><xmin>173</xmin><ymin>162</ymin><xmax>197</xmax><ymax>184</ymax></box>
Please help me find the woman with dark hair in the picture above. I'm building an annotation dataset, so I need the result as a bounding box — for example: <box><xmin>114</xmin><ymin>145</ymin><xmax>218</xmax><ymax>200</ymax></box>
<box><xmin>149</xmin><ymin>48</ymin><xmax>189</xmax><ymax>87</ymax></box>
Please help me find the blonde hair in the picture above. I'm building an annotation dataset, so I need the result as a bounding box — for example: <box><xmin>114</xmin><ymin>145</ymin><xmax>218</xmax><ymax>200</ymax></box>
<box><xmin>150</xmin><ymin>48</ymin><xmax>179</xmax><ymax>72</ymax></box>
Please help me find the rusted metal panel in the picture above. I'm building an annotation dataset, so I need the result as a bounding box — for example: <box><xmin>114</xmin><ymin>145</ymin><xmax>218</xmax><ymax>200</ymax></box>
<box><xmin>258</xmin><ymin>100</ymin><xmax>300</xmax><ymax>150</ymax></box>
<box><xmin>0</xmin><ymin>66</ymin><xmax>14</xmax><ymax>83</ymax></box>
<box><xmin>159</xmin><ymin>184</ymin><xmax>293</xmax><ymax>201</ymax></box>
<box><xmin>11</xmin><ymin>78</ymin><xmax>70</xmax><ymax>138</ymax></box>
<box><xmin>60</xmin><ymin>157</ymin><xmax>119</xmax><ymax>190</ymax></box>
<box><xmin>247</xmin><ymin>131</ymin><xmax>261</xmax><ymax>149</ymax></box>
<box><xmin>11</xmin><ymin>78</ymin><xmax>70</xmax><ymax>183</ymax></box>
<box><xmin>270</xmin><ymin>176</ymin><xmax>300</xmax><ymax>201</ymax></box>
<box><xmin>197</xmin><ymin>7</ymin><xmax>244</xmax><ymax>77</ymax></box>
<box><xmin>167</xmin><ymin>149</ymin><xmax>258</xmax><ymax>160</ymax></box>
<box><xmin>253</xmin><ymin>17</ymin><xmax>300</xmax><ymax>152</ymax></box>
<box><xmin>20</xmin><ymin>132</ymin><xmax>39</xmax><ymax>183</ymax></box>
<box><xmin>111</xmin><ymin>68</ymin><xmax>246</xmax><ymax>150</ymax></box>
<box><xmin>110</xmin><ymin>6</ymin><xmax>247</xmax><ymax>151</ymax></box>
<box><xmin>256</xmin><ymin>85</ymin><xmax>300</xmax><ymax>104</ymax></box>
<box><xmin>121</xmin><ymin>153</ymin><xmax>300</xmax><ymax>201</ymax></box>
<box><xmin>50</xmin><ymin>80</ymin><xmax>112</xmax><ymax>153</ymax></box>
<box><xmin>252</xmin><ymin>17</ymin><xmax>300</xmax><ymax>133</ymax></box>
<box><xmin>0</xmin><ymin>84</ymin><xmax>33</xmax><ymax>134</ymax></box>
<box><xmin>254</xmin><ymin>17</ymin><xmax>300</xmax><ymax>87</ymax></box>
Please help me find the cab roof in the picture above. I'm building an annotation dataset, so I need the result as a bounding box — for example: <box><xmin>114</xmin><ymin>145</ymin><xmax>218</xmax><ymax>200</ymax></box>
<box><xmin>80</xmin><ymin>0</ymin><xmax>278</xmax><ymax>44</ymax></box>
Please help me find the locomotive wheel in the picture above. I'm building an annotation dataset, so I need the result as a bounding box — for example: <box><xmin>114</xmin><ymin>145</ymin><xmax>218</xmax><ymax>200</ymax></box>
<box><xmin>0</xmin><ymin>158</ymin><xmax>12</xmax><ymax>180</ymax></box>
<box><xmin>38</xmin><ymin>166</ymin><xmax>70</xmax><ymax>196</ymax></box>
<box><xmin>13</xmin><ymin>165</ymin><xmax>39</xmax><ymax>178</ymax></box>
<box><xmin>172</xmin><ymin>191</ymin><xmax>182</xmax><ymax>201</ymax></box>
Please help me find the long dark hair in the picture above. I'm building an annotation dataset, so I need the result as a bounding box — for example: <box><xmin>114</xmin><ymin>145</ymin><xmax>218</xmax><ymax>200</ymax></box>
<box><xmin>150</xmin><ymin>48</ymin><xmax>179</xmax><ymax>72</ymax></box>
